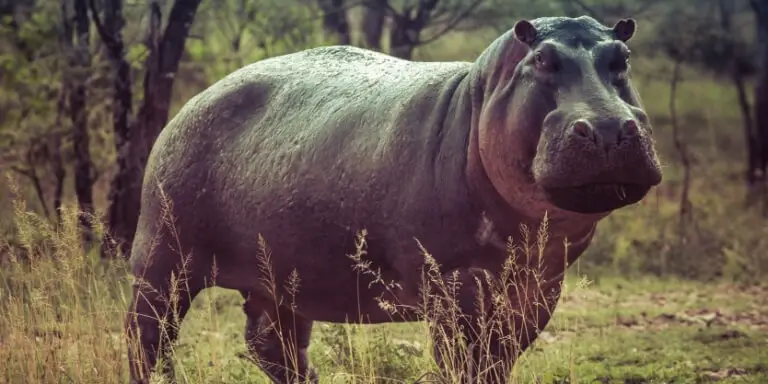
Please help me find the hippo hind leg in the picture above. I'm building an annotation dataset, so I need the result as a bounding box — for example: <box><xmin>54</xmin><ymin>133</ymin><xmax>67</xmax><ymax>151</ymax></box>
<box><xmin>240</xmin><ymin>291</ymin><xmax>318</xmax><ymax>384</ymax></box>
<box><xmin>125</xmin><ymin>231</ymin><xmax>209</xmax><ymax>383</ymax></box>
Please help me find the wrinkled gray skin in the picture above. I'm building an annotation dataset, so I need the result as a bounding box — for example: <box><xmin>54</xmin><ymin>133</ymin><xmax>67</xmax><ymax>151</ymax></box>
<box><xmin>126</xmin><ymin>16</ymin><xmax>662</xmax><ymax>384</ymax></box>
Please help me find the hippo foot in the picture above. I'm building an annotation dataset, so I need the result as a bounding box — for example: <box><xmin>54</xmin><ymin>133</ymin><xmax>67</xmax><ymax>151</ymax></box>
<box><xmin>125</xmin><ymin>278</ymin><xmax>201</xmax><ymax>384</ymax></box>
<box><xmin>242</xmin><ymin>291</ymin><xmax>317</xmax><ymax>384</ymax></box>
<box><xmin>261</xmin><ymin>366</ymin><xmax>318</xmax><ymax>384</ymax></box>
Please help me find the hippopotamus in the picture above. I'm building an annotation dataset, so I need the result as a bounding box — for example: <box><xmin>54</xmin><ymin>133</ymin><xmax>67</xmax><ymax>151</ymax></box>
<box><xmin>125</xmin><ymin>15</ymin><xmax>662</xmax><ymax>384</ymax></box>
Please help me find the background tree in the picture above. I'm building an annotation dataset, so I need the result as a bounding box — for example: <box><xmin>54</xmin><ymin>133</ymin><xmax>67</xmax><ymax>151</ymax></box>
<box><xmin>187</xmin><ymin>0</ymin><xmax>322</xmax><ymax>81</ymax></box>
<box><xmin>67</xmin><ymin>0</ymin><xmax>96</xmax><ymax>243</ymax></box>
<box><xmin>1</xmin><ymin>1</ymin><xmax>68</xmax><ymax>224</ymax></box>
<box><xmin>316</xmin><ymin>0</ymin><xmax>351</xmax><ymax>44</ymax></box>
<box><xmin>361</xmin><ymin>0</ymin><xmax>387</xmax><ymax>50</ymax></box>
<box><xmin>749</xmin><ymin>0</ymin><xmax>768</xmax><ymax>209</ymax></box>
<box><xmin>715</xmin><ymin>0</ymin><xmax>762</xmax><ymax>201</ymax></box>
<box><xmin>360</xmin><ymin>0</ymin><xmax>485</xmax><ymax>59</ymax></box>
<box><xmin>650</xmin><ymin>0</ymin><xmax>761</xmax><ymax>209</ymax></box>
<box><xmin>88</xmin><ymin>0</ymin><xmax>133</xmax><ymax>256</ymax></box>
<box><xmin>98</xmin><ymin>0</ymin><xmax>203</xmax><ymax>257</ymax></box>
<box><xmin>652</xmin><ymin>1</ymin><xmax>709</xmax><ymax>253</ymax></box>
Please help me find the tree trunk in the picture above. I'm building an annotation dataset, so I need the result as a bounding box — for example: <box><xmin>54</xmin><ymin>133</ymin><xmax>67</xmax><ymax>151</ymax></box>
<box><xmin>231</xmin><ymin>0</ymin><xmax>247</xmax><ymax>54</ymax></box>
<box><xmin>749</xmin><ymin>0</ymin><xmax>768</xmax><ymax>214</ymax></box>
<box><xmin>388</xmin><ymin>0</ymin><xmax>438</xmax><ymax>60</ymax></box>
<box><xmin>51</xmin><ymin>132</ymin><xmax>66</xmax><ymax>226</ymax></box>
<box><xmin>720</xmin><ymin>0</ymin><xmax>759</xmax><ymax>187</ymax></box>
<box><xmin>362</xmin><ymin>0</ymin><xmax>387</xmax><ymax>50</ymax></box>
<box><xmin>11</xmin><ymin>154</ymin><xmax>50</xmax><ymax>220</ymax></box>
<box><xmin>54</xmin><ymin>0</ymin><xmax>73</xmax><ymax>228</ymax></box>
<box><xmin>317</xmin><ymin>0</ymin><xmax>351</xmax><ymax>45</ymax></box>
<box><xmin>669</xmin><ymin>59</ymin><xmax>692</xmax><ymax>250</ymax></box>
<box><xmin>755</xmin><ymin>15</ymin><xmax>768</xmax><ymax>183</ymax></box>
<box><xmin>734</xmin><ymin>72</ymin><xmax>759</xmax><ymax>182</ymax></box>
<box><xmin>755</xmin><ymin>73</ymin><xmax>768</xmax><ymax>182</ymax></box>
<box><xmin>389</xmin><ymin>13</ymin><xmax>416</xmax><ymax>59</ymax></box>
<box><xmin>89</xmin><ymin>0</ymin><xmax>135</xmax><ymax>257</ymax></box>
<box><xmin>105</xmin><ymin>0</ymin><xmax>202</xmax><ymax>258</ymax></box>
<box><xmin>69</xmin><ymin>0</ymin><xmax>95</xmax><ymax>244</ymax></box>
<box><xmin>389</xmin><ymin>21</ymin><xmax>417</xmax><ymax>59</ymax></box>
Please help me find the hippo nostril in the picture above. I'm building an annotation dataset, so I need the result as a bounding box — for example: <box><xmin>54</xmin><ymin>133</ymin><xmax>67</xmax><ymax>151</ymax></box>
<box><xmin>622</xmin><ymin>119</ymin><xmax>639</xmax><ymax>139</ymax></box>
<box><xmin>572</xmin><ymin>120</ymin><xmax>595</xmax><ymax>142</ymax></box>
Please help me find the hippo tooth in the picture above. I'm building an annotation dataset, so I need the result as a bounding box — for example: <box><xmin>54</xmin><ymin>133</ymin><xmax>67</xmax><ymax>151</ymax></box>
<box><xmin>614</xmin><ymin>184</ymin><xmax>627</xmax><ymax>201</ymax></box>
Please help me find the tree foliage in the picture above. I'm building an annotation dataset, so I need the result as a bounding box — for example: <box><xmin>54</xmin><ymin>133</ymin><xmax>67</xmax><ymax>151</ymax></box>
<box><xmin>1</xmin><ymin>2</ymin><xmax>68</xmax><ymax>219</ymax></box>
<box><xmin>360</xmin><ymin>0</ymin><xmax>493</xmax><ymax>59</ymax></box>
<box><xmin>186</xmin><ymin>0</ymin><xmax>326</xmax><ymax>79</ymax></box>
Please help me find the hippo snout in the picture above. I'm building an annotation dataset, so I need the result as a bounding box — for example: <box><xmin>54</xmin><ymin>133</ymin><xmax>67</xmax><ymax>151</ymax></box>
<box><xmin>532</xmin><ymin>114</ymin><xmax>663</xmax><ymax>214</ymax></box>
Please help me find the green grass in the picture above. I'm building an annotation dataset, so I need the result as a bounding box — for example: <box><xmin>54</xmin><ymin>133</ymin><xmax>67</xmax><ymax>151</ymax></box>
<box><xmin>169</xmin><ymin>276</ymin><xmax>768</xmax><ymax>383</ymax></box>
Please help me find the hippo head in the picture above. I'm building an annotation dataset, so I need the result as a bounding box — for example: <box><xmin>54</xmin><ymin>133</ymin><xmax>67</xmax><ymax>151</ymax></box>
<box><xmin>474</xmin><ymin>16</ymin><xmax>662</xmax><ymax>216</ymax></box>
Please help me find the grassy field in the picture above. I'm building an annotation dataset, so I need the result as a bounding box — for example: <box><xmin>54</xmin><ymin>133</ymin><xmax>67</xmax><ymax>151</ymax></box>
<box><xmin>2</xmin><ymin>254</ymin><xmax>767</xmax><ymax>383</ymax></box>
<box><xmin>1</xmin><ymin>198</ymin><xmax>767</xmax><ymax>384</ymax></box>
<box><xmin>174</xmin><ymin>276</ymin><xmax>768</xmax><ymax>384</ymax></box>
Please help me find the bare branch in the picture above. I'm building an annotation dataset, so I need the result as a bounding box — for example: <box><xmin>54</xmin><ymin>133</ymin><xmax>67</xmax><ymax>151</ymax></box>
<box><xmin>10</xmin><ymin>163</ymin><xmax>51</xmax><ymax>219</ymax></box>
<box><xmin>568</xmin><ymin>0</ymin><xmax>600</xmax><ymax>18</ymax></box>
<box><xmin>382</xmin><ymin>0</ymin><xmax>401</xmax><ymax>16</ymax></box>
<box><xmin>87</xmin><ymin>0</ymin><xmax>115</xmax><ymax>49</ymax></box>
<box><xmin>417</xmin><ymin>0</ymin><xmax>484</xmax><ymax>46</ymax></box>
<box><xmin>9</xmin><ymin>165</ymin><xmax>33</xmax><ymax>178</ymax></box>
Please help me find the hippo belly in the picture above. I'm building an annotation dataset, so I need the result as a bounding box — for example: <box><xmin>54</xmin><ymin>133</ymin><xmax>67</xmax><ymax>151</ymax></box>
<box><xmin>206</xmin><ymin>207</ymin><xmax>415</xmax><ymax>323</ymax></box>
<box><xmin>200</xmin><ymin>181</ymin><xmax>486</xmax><ymax>323</ymax></box>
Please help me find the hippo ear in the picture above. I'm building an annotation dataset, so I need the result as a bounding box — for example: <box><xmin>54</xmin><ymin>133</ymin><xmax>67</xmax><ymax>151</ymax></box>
<box><xmin>513</xmin><ymin>20</ymin><xmax>537</xmax><ymax>46</ymax></box>
<box><xmin>613</xmin><ymin>18</ymin><xmax>636</xmax><ymax>42</ymax></box>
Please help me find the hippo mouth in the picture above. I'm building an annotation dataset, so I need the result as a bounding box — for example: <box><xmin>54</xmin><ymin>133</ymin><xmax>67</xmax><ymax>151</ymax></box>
<box><xmin>543</xmin><ymin>182</ymin><xmax>652</xmax><ymax>214</ymax></box>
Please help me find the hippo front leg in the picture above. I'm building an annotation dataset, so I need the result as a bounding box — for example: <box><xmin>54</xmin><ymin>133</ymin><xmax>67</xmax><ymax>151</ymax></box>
<box><xmin>240</xmin><ymin>291</ymin><xmax>318</xmax><ymax>384</ymax></box>
<box><xmin>427</xmin><ymin>267</ymin><xmax>563</xmax><ymax>384</ymax></box>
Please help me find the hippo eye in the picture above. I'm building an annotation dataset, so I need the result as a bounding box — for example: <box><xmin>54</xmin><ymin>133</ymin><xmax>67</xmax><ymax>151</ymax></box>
<box><xmin>610</xmin><ymin>48</ymin><xmax>631</xmax><ymax>72</ymax></box>
<box><xmin>609</xmin><ymin>56</ymin><xmax>630</xmax><ymax>73</ymax></box>
<box><xmin>534</xmin><ymin>51</ymin><xmax>558</xmax><ymax>72</ymax></box>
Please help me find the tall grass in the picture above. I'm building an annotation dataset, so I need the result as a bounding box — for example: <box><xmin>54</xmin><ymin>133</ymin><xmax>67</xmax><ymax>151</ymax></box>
<box><xmin>0</xmin><ymin>175</ymin><xmax>132</xmax><ymax>383</ymax></box>
<box><xmin>2</xmin><ymin>172</ymin><xmax>600</xmax><ymax>383</ymax></box>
